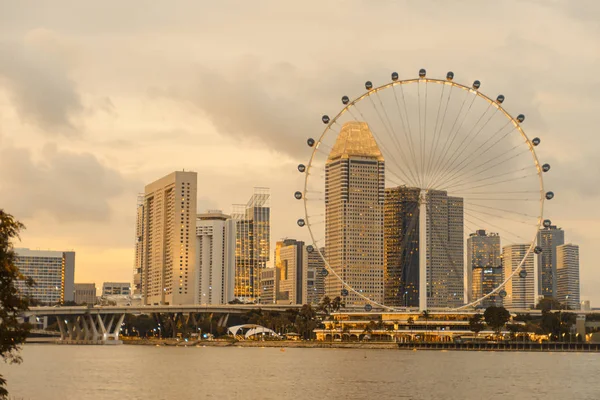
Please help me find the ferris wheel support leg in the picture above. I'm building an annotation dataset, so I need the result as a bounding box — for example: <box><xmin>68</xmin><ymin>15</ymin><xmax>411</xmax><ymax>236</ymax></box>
<box><xmin>419</xmin><ymin>190</ymin><xmax>428</xmax><ymax>312</ymax></box>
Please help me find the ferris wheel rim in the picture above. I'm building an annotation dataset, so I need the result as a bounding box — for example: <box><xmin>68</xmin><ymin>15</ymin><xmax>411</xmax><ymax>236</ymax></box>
<box><xmin>301</xmin><ymin>74</ymin><xmax>546</xmax><ymax>311</ymax></box>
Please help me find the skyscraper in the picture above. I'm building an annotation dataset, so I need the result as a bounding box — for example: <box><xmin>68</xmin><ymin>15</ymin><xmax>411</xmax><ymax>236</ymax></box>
<box><xmin>138</xmin><ymin>171</ymin><xmax>197</xmax><ymax>305</ymax></box>
<box><xmin>537</xmin><ymin>225</ymin><xmax>564</xmax><ymax>298</ymax></box>
<box><xmin>384</xmin><ymin>186</ymin><xmax>420</xmax><ymax>307</ymax></box>
<box><xmin>467</xmin><ymin>230</ymin><xmax>502</xmax><ymax>307</ymax></box>
<box><xmin>425</xmin><ymin>190</ymin><xmax>464</xmax><ymax>308</ymax></box>
<box><xmin>195</xmin><ymin>210</ymin><xmax>236</xmax><ymax>305</ymax></box>
<box><xmin>307</xmin><ymin>248</ymin><xmax>325</xmax><ymax>305</ymax></box>
<box><xmin>325</xmin><ymin>121</ymin><xmax>385</xmax><ymax>306</ymax></box>
<box><xmin>502</xmin><ymin>244</ymin><xmax>535</xmax><ymax>309</ymax></box>
<box><xmin>276</xmin><ymin>239</ymin><xmax>307</xmax><ymax>305</ymax></box>
<box><xmin>556</xmin><ymin>243</ymin><xmax>580</xmax><ymax>310</ymax></box>
<box><xmin>232</xmin><ymin>188</ymin><xmax>270</xmax><ymax>302</ymax></box>
<box><xmin>14</xmin><ymin>248</ymin><xmax>75</xmax><ymax>305</ymax></box>
<box><xmin>133</xmin><ymin>194</ymin><xmax>144</xmax><ymax>295</ymax></box>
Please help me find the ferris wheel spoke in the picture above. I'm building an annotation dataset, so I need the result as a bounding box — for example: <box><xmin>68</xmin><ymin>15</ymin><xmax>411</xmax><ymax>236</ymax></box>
<box><xmin>424</xmin><ymin>83</ymin><xmax>450</xmax><ymax>186</ymax></box>
<box><xmin>371</xmin><ymin>93</ymin><xmax>420</xmax><ymax>186</ymax></box>
<box><xmin>444</xmin><ymin>172</ymin><xmax>538</xmax><ymax>193</ymax></box>
<box><xmin>464</xmin><ymin>202</ymin><xmax>539</xmax><ymax>219</ymax></box>
<box><xmin>353</xmin><ymin>101</ymin><xmax>414</xmax><ymax>186</ymax></box>
<box><xmin>429</xmin><ymin>105</ymin><xmax>498</xmax><ymax>189</ymax></box>
<box><xmin>465</xmin><ymin>205</ymin><xmax>536</xmax><ymax>225</ymax></box>
<box><xmin>463</xmin><ymin>210</ymin><xmax>529</xmax><ymax>243</ymax></box>
<box><xmin>427</xmin><ymin>89</ymin><xmax>472</xmax><ymax>187</ymax></box>
<box><xmin>394</xmin><ymin>85</ymin><xmax>421</xmax><ymax>185</ymax></box>
<box><xmin>440</xmin><ymin>164</ymin><xmax>535</xmax><ymax>192</ymax></box>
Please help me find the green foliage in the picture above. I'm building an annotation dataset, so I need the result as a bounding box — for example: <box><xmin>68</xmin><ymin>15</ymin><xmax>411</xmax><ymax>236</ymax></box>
<box><xmin>536</xmin><ymin>297</ymin><xmax>568</xmax><ymax>312</ymax></box>
<box><xmin>484</xmin><ymin>306</ymin><xmax>511</xmax><ymax>335</ymax></box>
<box><xmin>0</xmin><ymin>210</ymin><xmax>32</xmax><ymax>398</ymax></box>
<box><xmin>539</xmin><ymin>311</ymin><xmax>577</xmax><ymax>337</ymax></box>
<box><xmin>468</xmin><ymin>313</ymin><xmax>485</xmax><ymax>334</ymax></box>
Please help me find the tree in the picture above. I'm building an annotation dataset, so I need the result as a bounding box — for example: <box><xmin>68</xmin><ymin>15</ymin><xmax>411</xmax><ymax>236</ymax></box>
<box><xmin>0</xmin><ymin>210</ymin><xmax>33</xmax><ymax>398</ymax></box>
<box><xmin>318</xmin><ymin>296</ymin><xmax>331</xmax><ymax>315</ymax></box>
<box><xmin>506</xmin><ymin>323</ymin><xmax>523</xmax><ymax>341</ymax></box>
<box><xmin>468</xmin><ymin>313</ymin><xmax>485</xmax><ymax>336</ymax></box>
<box><xmin>536</xmin><ymin>297</ymin><xmax>567</xmax><ymax>312</ymax></box>
<box><xmin>331</xmin><ymin>296</ymin><xmax>342</xmax><ymax>312</ymax></box>
<box><xmin>484</xmin><ymin>306</ymin><xmax>511</xmax><ymax>336</ymax></box>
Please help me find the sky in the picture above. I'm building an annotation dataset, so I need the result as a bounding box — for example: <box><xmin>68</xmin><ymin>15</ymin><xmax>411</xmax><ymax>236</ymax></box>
<box><xmin>0</xmin><ymin>1</ymin><xmax>599</xmax><ymax>303</ymax></box>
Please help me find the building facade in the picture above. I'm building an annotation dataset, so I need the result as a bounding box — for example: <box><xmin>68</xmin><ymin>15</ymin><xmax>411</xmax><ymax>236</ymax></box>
<box><xmin>384</xmin><ymin>186</ymin><xmax>420</xmax><ymax>307</ymax></box>
<box><xmin>502</xmin><ymin>244</ymin><xmax>535</xmax><ymax>309</ymax></box>
<box><xmin>307</xmin><ymin>248</ymin><xmax>325</xmax><ymax>305</ymax></box>
<box><xmin>195</xmin><ymin>210</ymin><xmax>236</xmax><ymax>305</ymax></box>
<box><xmin>14</xmin><ymin>248</ymin><xmax>75</xmax><ymax>305</ymax></box>
<box><xmin>537</xmin><ymin>225</ymin><xmax>565</xmax><ymax>298</ymax></box>
<box><xmin>556</xmin><ymin>243</ymin><xmax>580</xmax><ymax>310</ymax></box>
<box><xmin>276</xmin><ymin>239</ymin><xmax>307</xmax><ymax>305</ymax></box>
<box><xmin>102</xmin><ymin>282</ymin><xmax>131</xmax><ymax>296</ymax></box>
<box><xmin>325</xmin><ymin>121</ymin><xmax>385</xmax><ymax>307</ymax></box>
<box><xmin>74</xmin><ymin>283</ymin><xmax>97</xmax><ymax>305</ymax></box>
<box><xmin>425</xmin><ymin>190</ymin><xmax>464</xmax><ymax>308</ymax></box>
<box><xmin>467</xmin><ymin>230</ymin><xmax>502</xmax><ymax>307</ymax></box>
<box><xmin>137</xmin><ymin>171</ymin><xmax>197</xmax><ymax>305</ymax></box>
<box><xmin>232</xmin><ymin>188</ymin><xmax>270</xmax><ymax>302</ymax></box>
<box><xmin>260</xmin><ymin>268</ymin><xmax>280</xmax><ymax>305</ymax></box>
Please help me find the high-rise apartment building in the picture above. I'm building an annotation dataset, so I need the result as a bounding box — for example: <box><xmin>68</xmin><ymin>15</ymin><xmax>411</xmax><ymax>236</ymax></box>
<box><xmin>556</xmin><ymin>243</ymin><xmax>580</xmax><ymax>310</ymax></box>
<box><xmin>14</xmin><ymin>248</ymin><xmax>75</xmax><ymax>305</ymax></box>
<box><xmin>276</xmin><ymin>239</ymin><xmax>307</xmax><ymax>305</ymax></box>
<box><xmin>384</xmin><ymin>186</ymin><xmax>420</xmax><ymax>307</ymax></box>
<box><xmin>195</xmin><ymin>210</ymin><xmax>236</xmax><ymax>305</ymax></box>
<box><xmin>325</xmin><ymin>121</ymin><xmax>385</xmax><ymax>306</ymax></box>
<box><xmin>133</xmin><ymin>194</ymin><xmax>144</xmax><ymax>295</ymax></box>
<box><xmin>137</xmin><ymin>171</ymin><xmax>197</xmax><ymax>305</ymax></box>
<box><xmin>102</xmin><ymin>282</ymin><xmax>131</xmax><ymax>296</ymax></box>
<box><xmin>307</xmin><ymin>248</ymin><xmax>325</xmax><ymax>305</ymax></box>
<box><xmin>425</xmin><ymin>190</ymin><xmax>464</xmax><ymax>308</ymax></box>
<box><xmin>467</xmin><ymin>230</ymin><xmax>502</xmax><ymax>307</ymax></box>
<box><xmin>537</xmin><ymin>225</ymin><xmax>564</xmax><ymax>298</ymax></box>
<box><xmin>74</xmin><ymin>283</ymin><xmax>97</xmax><ymax>305</ymax></box>
<box><xmin>502</xmin><ymin>244</ymin><xmax>535</xmax><ymax>309</ymax></box>
<box><xmin>260</xmin><ymin>268</ymin><xmax>280</xmax><ymax>304</ymax></box>
<box><xmin>232</xmin><ymin>188</ymin><xmax>270</xmax><ymax>302</ymax></box>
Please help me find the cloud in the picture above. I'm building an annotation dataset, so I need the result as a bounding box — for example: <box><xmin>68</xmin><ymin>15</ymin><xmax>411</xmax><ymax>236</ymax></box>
<box><xmin>0</xmin><ymin>142</ymin><xmax>133</xmax><ymax>222</ymax></box>
<box><xmin>0</xmin><ymin>29</ymin><xmax>83</xmax><ymax>133</ymax></box>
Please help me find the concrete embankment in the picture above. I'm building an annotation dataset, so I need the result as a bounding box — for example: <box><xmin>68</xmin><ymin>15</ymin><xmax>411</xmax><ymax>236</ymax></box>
<box><xmin>123</xmin><ymin>339</ymin><xmax>398</xmax><ymax>349</ymax></box>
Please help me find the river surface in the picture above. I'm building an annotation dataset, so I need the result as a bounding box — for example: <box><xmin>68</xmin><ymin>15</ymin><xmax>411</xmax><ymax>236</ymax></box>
<box><xmin>1</xmin><ymin>345</ymin><xmax>599</xmax><ymax>399</ymax></box>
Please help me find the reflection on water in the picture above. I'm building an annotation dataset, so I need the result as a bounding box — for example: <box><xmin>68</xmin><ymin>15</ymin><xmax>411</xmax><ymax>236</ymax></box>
<box><xmin>1</xmin><ymin>345</ymin><xmax>600</xmax><ymax>400</ymax></box>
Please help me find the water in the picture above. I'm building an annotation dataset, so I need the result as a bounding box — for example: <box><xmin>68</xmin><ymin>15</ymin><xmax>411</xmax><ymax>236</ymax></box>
<box><xmin>1</xmin><ymin>345</ymin><xmax>599</xmax><ymax>399</ymax></box>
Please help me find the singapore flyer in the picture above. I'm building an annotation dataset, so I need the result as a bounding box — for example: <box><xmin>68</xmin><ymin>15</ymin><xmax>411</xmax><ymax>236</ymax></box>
<box><xmin>296</xmin><ymin>69</ymin><xmax>553</xmax><ymax>311</ymax></box>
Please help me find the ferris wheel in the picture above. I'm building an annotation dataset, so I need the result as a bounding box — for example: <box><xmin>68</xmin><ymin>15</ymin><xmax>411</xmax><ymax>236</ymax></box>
<box><xmin>295</xmin><ymin>69</ymin><xmax>553</xmax><ymax>311</ymax></box>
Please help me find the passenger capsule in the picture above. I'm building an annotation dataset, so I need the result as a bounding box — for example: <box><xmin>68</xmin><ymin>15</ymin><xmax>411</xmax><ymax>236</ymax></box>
<box><xmin>294</xmin><ymin>191</ymin><xmax>302</xmax><ymax>200</ymax></box>
<box><xmin>341</xmin><ymin>288</ymin><xmax>349</xmax><ymax>297</ymax></box>
<box><xmin>534</xmin><ymin>246</ymin><xmax>543</xmax><ymax>254</ymax></box>
<box><xmin>365</xmin><ymin>81</ymin><xmax>373</xmax><ymax>90</ymax></box>
<box><xmin>321</xmin><ymin>268</ymin><xmax>329</xmax><ymax>277</ymax></box>
<box><xmin>342</xmin><ymin>95</ymin><xmax>350</xmax><ymax>105</ymax></box>
<box><xmin>473</xmin><ymin>80</ymin><xmax>481</xmax><ymax>89</ymax></box>
<box><xmin>306</xmin><ymin>245</ymin><xmax>314</xmax><ymax>253</ymax></box>
<box><xmin>364</xmin><ymin>304</ymin><xmax>373</xmax><ymax>312</ymax></box>
<box><xmin>297</xmin><ymin>219</ymin><xmax>305</xmax><ymax>227</ymax></box>
<box><xmin>543</xmin><ymin>219</ymin><xmax>552</xmax><ymax>228</ymax></box>
<box><xmin>542</xmin><ymin>163</ymin><xmax>551</xmax><ymax>172</ymax></box>
<box><xmin>322</xmin><ymin>115</ymin><xmax>330</xmax><ymax>124</ymax></box>
<box><xmin>519</xmin><ymin>270</ymin><xmax>527</xmax><ymax>279</ymax></box>
<box><xmin>391</xmin><ymin>72</ymin><xmax>399</xmax><ymax>81</ymax></box>
<box><xmin>517</xmin><ymin>114</ymin><xmax>525</xmax><ymax>123</ymax></box>
<box><xmin>297</xmin><ymin>164</ymin><xmax>306</xmax><ymax>173</ymax></box>
<box><xmin>546</xmin><ymin>191</ymin><xmax>554</xmax><ymax>200</ymax></box>
<box><xmin>496</xmin><ymin>94</ymin><xmax>505</xmax><ymax>104</ymax></box>
<box><xmin>446</xmin><ymin>71</ymin><xmax>454</xmax><ymax>81</ymax></box>
<box><xmin>499</xmin><ymin>290</ymin><xmax>507</xmax><ymax>298</ymax></box>
<box><xmin>419</xmin><ymin>68</ymin><xmax>426</xmax><ymax>78</ymax></box>
<box><xmin>307</xmin><ymin>138</ymin><xmax>315</xmax><ymax>147</ymax></box>
<box><xmin>532</xmin><ymin>137</ymin><xmax>541</xmax><ymax>146</ymax></box>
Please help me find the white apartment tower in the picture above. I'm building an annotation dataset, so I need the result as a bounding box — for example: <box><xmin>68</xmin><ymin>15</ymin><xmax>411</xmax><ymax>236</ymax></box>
<box><xmin>502</xmin><ymin>244</ymin><xmax>535</xmax><ymax>309</ymax></box>
<box><xmin>325</xmin><ymin>121</ymin><xmax>385</xmax><ymax>306</ymax></box>
<box><xmin>138</xmin><ymin>171</ymin><xmax>197</xmax><ymax>305</ymax></box>
<box><xmin>195</xmin><ymin>210</ymin><xmax>236</xmax><ymax>305</ymax></box>
<box><xmin>556</xmin><ymin>243</ymin><xmax>580</xmax><ymax>310</ymax></box>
